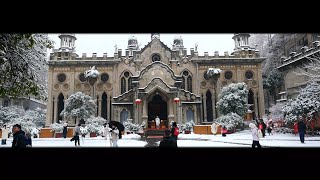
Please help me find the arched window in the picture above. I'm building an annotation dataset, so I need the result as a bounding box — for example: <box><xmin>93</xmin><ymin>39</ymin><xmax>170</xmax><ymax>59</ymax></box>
<box><xmin>248</xmin><ymin>89</ymin><xmax>254</xmax><ymax>111</ymax></box>
<box><xmin>120</xmin><ymin>71</ymin><xmax>132</xmax><ymax>94</ymax></box>
<box><xmin>120</xmin><ymin>109</ymin><xmax>129</xmax><ymax>124</ymax></box>
<box><xmin>101</xmin><ymin>92</ymin><xmax>108</xmax><ymax>120</ymax></box>
<box><xmin>128</xmin><ymin>77</ymin><xmax>133</xmax><ymax>91</ymax></box>
<box><xmin>181</xmin><ymin>70</ymin><xmax>192</xmax><ymax>92</ymax></box>
<box><xmin>182</xmin><ymin>78</ymin><xmax>185</xmax><ymax>90</ymax></box>
<box><xmin>57</xmin><ymin>93</ymin><xmax>64</xmax><ymax>122</ymax></box>
<box><xmin>187</xmin><ymin>76</ymin><xmax>192</xmax><ymax>92</ymax></box>
<box><xmin>186</xmin><ymin>107</ymin><xmax>194</xmax><ymax>122</ymax></box>
<box><xmin>121</xmin><ymin>77</ymin><xmax>126</xmax><ymax>94</ymax></box>
<box><xmin>206</xmin><ymin>91</ymin><xmax>213</xmax><ymax>122</ymax></box>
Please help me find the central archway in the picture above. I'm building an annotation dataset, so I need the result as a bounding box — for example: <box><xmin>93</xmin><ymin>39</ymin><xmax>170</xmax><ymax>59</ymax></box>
<box><xmin>148</xmin><ymin>94</ymin><xmax>168</xmax><ymax>127</ymax></box>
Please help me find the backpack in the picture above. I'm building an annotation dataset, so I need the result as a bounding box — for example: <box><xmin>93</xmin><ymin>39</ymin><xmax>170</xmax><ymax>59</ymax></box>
<box><xmin>173</xmin><ymin>127</ymin><xmax>179</xmax><ymax>136</ymax></box>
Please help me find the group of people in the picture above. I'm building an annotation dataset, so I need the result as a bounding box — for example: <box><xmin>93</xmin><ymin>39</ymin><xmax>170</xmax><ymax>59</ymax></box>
<box><xmin>249</xmin><ymin>117</ymin><xmax>308</xmax><ymax>148</ymax></box>
<box><xmin>1</xmin><ymin>124</ymin><xmax>32</xmax><ymax>148</ymax></box>
<box><xmin>70</xmin><ymin>123</ymin><xmax>121</xmax><ymax>147</ymax></box>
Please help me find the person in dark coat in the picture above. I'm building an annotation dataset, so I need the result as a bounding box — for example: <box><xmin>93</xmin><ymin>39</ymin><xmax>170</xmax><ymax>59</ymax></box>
<box><xmin>11</xmin><ymin>124</ymin><xmax>26</xmax><ymax>149</ymax></box>
<box><xmin>62</xmin><ymin>122</ymin><xmax>68</xmax><ymax>138</ymax></box>
<box><xmin>260</xmin><ymin>119</ymin><xmax>267</xmax><ymax>137</ymax></box>
<box><xmin>298</xmin><ymin>119</ymin><xmax>306</xmax><ymax>143</ymax></box>
<box><xmin>159</xmin><ymin>130</ymin><xmax>177</xmax><ymax>148</ymax></box>
<box><xmin>25</xmin><ymin>133</ymin><xmax>32</xmax><ymax>147</ymax></box>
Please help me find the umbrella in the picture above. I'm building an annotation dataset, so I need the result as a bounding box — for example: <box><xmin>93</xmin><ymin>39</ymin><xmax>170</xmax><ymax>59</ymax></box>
<box><xmin>109</xmin><ymin>121</ymin><xmax>125</xmax><ymax>132</ymax></box>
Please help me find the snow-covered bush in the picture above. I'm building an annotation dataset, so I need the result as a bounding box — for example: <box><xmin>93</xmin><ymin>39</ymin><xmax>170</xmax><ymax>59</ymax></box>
<box><xmin>86</xmin><ymin>123</ymin><xmax>102</xmax><ymax>134</ymax></box>
<box><xmin>216</xmin><ymin>82</ymin><xmax>249</xmax><ymax>117</ymax></box>
<box><xmin>124</xmin><ymin>120</ymin><xmax>143</xmax><ymax>133</ymax></box>
<box><xmin>183</xmin><ymin>121</ymin><xmax>195</xmax><ymax>131</ymax></box>
<box><xmin>215</xmin><ymin>113</ymin><xmax>243</xmax><ymax>130</ymax></box>
<box><xmin>269</xmin><ymin>102</ymin><xmax>285</xmax><ymax>120</ymax></box>
<box><xmin>60</xmin><ymin>91</ymin><xmax>97</xmax><ymax>123</ymax></box>
<box><xmin>50</xmin><ymin>123</ymin><xmax>64</xmax><ymax>133</ymax></box>
<box><xmin>7</xmin><ymin>117</ymin><xmax>38</xmax><ymax>135</ymax></box>
<box><xmin>24</xmin><ymin>109</ymin><xmax>46</xmax><ymax>128</ymax></box>
<box><xmin>86</xmin><ymin>116</ymin><xmax>107</xmax><ymax>126</ymax></box>
<box><xmin>0</xmin><ymin>106</ymin><xmax>25</xmax><ymax>124</ymax></box>
<box><xmin>85</xmin><ymin>116</ymin><xmax>106</xmax><ymax>135</ymax></box>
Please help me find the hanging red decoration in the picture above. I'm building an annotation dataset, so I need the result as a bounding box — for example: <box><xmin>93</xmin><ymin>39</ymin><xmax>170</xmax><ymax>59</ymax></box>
<box><xmin>135</xmin><ymin>99</ymin><xmax>142</xmax><ymax>104</ymax></box>
<box><xmin>173</xmin><ymin>97</ymin><xmax>180</xmax><ymax>103</ymax></box>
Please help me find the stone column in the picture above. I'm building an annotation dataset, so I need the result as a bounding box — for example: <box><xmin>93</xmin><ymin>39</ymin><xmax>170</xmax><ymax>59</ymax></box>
<box><xmin>194</xmin><ymin>104</ymin><xmax>198</xmax><ymax>124</ymax></box>
<box><xmin>142</xmin><ymin>99</ymin><xmax>148</xmax><ymax>126</ymax></box>
<box><xmin>254</xmin><ymin>92</ymin><xmax>259</xmax><ymax>118</ymax></box>
<box><xmin>53</xmin><ymin>99</ymin><xmax>58</xmax><ymax>124</ymax></box>
<box><xmin>203</xmin><ymin>95</ymin><xmax>207</xmax><ymax>122</ymax></box>
<box><xmin>98</xmin><ymin>98</ymin><xmax>102</xmax><ymax>117</ymax></box>
<box><xmin>107</xmin><ymin>95</ymin><xmax>110</xmax><ymax>121</ymax></box>
<box><xmin>257</xmin><ymin>66</ymin><xmax>265</xmax><ymax>117</ymax></box>
<box><xmin>212</xmin><ymin>92</ymin><xmax>216</xmax><ymax>119</ymax></box>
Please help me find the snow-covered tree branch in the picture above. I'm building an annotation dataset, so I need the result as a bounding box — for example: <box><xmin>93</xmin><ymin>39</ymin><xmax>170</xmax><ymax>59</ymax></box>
<box><xmin>0</xmin><ymin>34</ymin><xmax>53</xmax><ymax>100</ymax></box>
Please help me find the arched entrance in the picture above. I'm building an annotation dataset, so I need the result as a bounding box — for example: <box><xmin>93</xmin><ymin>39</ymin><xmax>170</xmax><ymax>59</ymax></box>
<box><xmin>148</xmin><ymin>94</ymin><xmax>168</xmax><ymax>128</ymax></box>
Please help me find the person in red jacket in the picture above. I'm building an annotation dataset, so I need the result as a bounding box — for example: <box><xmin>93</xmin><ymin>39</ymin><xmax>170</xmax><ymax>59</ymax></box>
<box><xmin>293</xmin><ymin>121</ymin><xmax>298</xmax><ymax>136</ymax></box>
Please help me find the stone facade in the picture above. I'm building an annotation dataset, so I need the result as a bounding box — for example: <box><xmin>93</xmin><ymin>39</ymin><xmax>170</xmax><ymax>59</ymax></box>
<box><xmin>46</xmin><ymin>34</ymin><xmax>266</xmax><ymax>127</ymax></box>
<box><xmin>277</xmin><ymin>40</ymin><xmax>320</xmax><ymax>100</ymax></box>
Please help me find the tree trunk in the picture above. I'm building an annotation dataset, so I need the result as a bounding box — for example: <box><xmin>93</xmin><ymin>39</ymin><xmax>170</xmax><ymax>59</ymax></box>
<box><xmin>74</xmin><ymin>117</ymin><xmax>77</xmax><ymax>125</ymax></box>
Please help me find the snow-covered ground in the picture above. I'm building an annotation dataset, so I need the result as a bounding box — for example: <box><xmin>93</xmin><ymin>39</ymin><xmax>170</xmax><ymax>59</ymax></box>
<box><xmin>1</xmin><ymin>130</ymin><xmax>320</xmax><ymax>147</ymax></box>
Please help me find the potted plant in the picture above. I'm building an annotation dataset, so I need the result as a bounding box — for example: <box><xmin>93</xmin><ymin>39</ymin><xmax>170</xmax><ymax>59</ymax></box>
<box><xmin>50</xmin><ymin>123</ymin><xmax>64</xmax><ymax>138</ymax></box>
<box><xmin>184</xmin><ymin>121</ymin><xmax>195</xmax><ymax>134</ymax></box>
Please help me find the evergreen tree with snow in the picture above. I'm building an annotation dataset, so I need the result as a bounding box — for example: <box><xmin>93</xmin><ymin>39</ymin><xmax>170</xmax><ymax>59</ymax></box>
<box><xmin>268</xmin><ymin>102</ymin><xmax>285</xmax><ymax>120</ymax></box>
<box><xmin>60</xmin><ymin>91</ymin><xmax>97</xmax><ymax>124</ymax></box>
<box><xmin>0</xmin><ymin>34</ymin><xmax>53</xmax><ymax>100</ymax></box>
<box><xmin>283</xmin><ymin>81</ymin><xmax>320</xmax><ymax>130</ymax></box>
<box><xmin>216</xmin><ymin>82</ymin><xmax>249</xmax><ymax>117</ymax></box>
<box><xmin>85</xmin><ymin>116</ymin><xmax>107</xmax><ymax>135</ymax></box>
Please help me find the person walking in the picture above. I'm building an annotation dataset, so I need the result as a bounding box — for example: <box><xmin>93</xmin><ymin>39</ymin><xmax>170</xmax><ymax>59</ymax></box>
<box><xmin>170</xmin><ymin>122</ymin><xmax>179</xmax><ymax>145</ymax></box>
<box><xmin>11</xmin><ymin>124</ymin><xmax>26</xmax><ymax>149</ymax></box>
<box><xmin>298</xmin><ymin>119</ymin><xmax>306</xmax><ymax>143</ymax></box>
<box><xmin>249</xmin><ymin>123</ymin><xmax>261</xmax><ymax>148</ymax></box>
<box><xmin>73</xmin><ymin>124</ymin><xmax>81</xmax><ymax>146</ymax></box>
<box><xmin>1</xmin><ymin>125</ymin><xmax>9</xmax><ymax>145</ymax></box>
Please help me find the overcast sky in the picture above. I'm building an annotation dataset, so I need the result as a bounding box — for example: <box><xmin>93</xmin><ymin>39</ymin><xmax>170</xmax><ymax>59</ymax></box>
<box><xmin>48</xmin><ymin>34</ymin><xmax>236</xmax><ymax>57</ymax></box>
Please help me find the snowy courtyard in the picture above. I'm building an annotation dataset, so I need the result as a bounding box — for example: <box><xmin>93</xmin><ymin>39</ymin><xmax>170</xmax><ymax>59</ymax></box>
<box><xmin>2</xmin><ymin>130</ymin><xmax>320</xmax><ymax>148</ymax></box>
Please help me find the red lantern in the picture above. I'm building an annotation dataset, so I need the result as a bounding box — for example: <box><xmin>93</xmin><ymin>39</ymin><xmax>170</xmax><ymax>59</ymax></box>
<box><xmin>135</xmin><ymin>99</ymin><xmax>142</xmax><ymax>104</ymax></box>
<box><xmin>173</xmin><ymin>97</ymin><xmax>180</xmax><ymax>103</ymax></box>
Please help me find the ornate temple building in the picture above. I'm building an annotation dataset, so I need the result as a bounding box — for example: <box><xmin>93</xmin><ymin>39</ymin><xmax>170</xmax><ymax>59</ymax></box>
<box><xmin>46</xmin><ymin>33</ymin><xmax>266</xmax><ymax>127</ymax></box>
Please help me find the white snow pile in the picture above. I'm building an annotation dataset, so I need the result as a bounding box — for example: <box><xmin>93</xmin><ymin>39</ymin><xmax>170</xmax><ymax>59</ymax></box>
<box><xmin>84</xmin><ymin>66</ymin><xmax>100</xmax><ymax>78</ymax></box>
